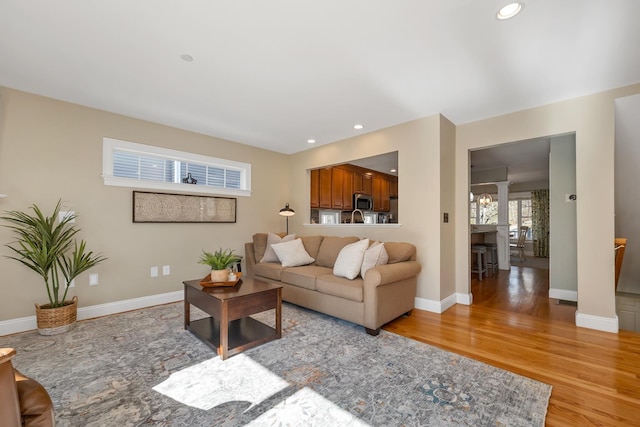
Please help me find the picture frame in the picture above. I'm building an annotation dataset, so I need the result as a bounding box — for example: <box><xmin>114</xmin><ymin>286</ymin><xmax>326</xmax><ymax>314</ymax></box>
<box><xmin>132</xmin><ymin>191</ymin><xmax>237</xmax><ymax>223</ymax></box>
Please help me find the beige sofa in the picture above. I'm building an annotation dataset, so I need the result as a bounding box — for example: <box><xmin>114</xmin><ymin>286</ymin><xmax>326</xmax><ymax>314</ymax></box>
<box><xmin>245</xmin><ymin>233</ymin><xmax>421</xmax><ymax>335</ymax></box>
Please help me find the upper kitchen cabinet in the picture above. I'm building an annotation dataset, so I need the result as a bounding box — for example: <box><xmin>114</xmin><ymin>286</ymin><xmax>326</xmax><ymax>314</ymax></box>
<box><xmin>390</xmin><ymin>176</ymin><xmax>398</xmax><ymax>198</ymax></box>
<box><xmin>319</xmin><ymin>168</ymin><xmax>332</xmax><ymax>208</ymax></box>
<box><xmin>310</xmin><ymin>168</ymin><xmax>320</xmax><ymax>208</ymax></box>
<box><xmin>372</xmin><ymin>175</ymin><xmax>390</xmax><ymax>212</ymax></box>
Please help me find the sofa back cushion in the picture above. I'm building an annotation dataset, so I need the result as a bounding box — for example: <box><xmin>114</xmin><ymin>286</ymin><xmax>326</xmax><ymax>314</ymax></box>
<box><xmin>261</xmin><ymin>233</ymin><xmax>296</xmax><ymax>262</ymax></box>
<box><xmin>315</xmin><ymin>236</ymin><xmax>360</xmax><ymax>268</ymax></box>
<box><xmin>252</xmin><ymin>232</ymin><xmax>287</xmax><ymax>262</ymax></box>
<box><xmin>384</xmin><ymin>242</ymin><xmax>417</xmax><ymax>263</ymax></box>
<box><xmin>300</xmin><ymin>235</ymin><xmax>324</xmax><ymax>260</ymax></box>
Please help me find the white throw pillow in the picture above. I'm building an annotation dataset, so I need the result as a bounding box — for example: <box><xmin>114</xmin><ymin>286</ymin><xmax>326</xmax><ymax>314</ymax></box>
<box><xmin>360</xmin><ymin>241</ymin><xmax>389</xmax><ymax>278</ymax></box>
<box><xmin>270</xmin><ymin>238</ymin><xmax>315</xmax><ymax>267</ymax></box>
<box><xmin>261</xmin><ymin>232</ymin><xmax>296</xmax><ymax>262</ymax></box>
<box><xmin>333</xmin><ymin>239</ymin><xmax>370</xmax><ymax>280</ymax></box>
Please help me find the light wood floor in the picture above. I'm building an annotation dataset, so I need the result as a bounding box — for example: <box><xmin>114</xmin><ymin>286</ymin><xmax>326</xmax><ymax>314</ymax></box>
<box><xmin>384</xmin><ymin>265</ymin><xmax>640</xmax><ymax>426</ymax></box>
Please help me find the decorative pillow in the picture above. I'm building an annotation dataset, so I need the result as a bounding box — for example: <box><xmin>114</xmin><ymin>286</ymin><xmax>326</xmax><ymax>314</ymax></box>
<box><xmin>270</xmin><ymin>238</ymin><xmax>315</xmax><ymax>267</ymax></box>
<box><xmin>261</xmin><ymin>232</ymin><xmax>296</xmax><ymax>262</ymax></box>
<box><xmin>360</xmin><ymin>241</ymin><xmax>389</xmax><ymax>278</ymax></box>
<box><xmin>333</xmin><ymin>239</ymin><xmax>370</xmax><ymax>280</ymax></box>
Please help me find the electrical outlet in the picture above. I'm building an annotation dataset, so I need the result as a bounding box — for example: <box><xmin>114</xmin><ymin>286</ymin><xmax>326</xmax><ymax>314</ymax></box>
<box><xmin>89</xmin><ymin>274</ymin><xmax>99</xmax><ymax>286</ymax></box>
<box><xmin>162</xmin><ymin>265</ymin><xmax>170</xmax><ymax>276</ymax></box>
<box><xmin>151</xmin><ymin>266</ymin><xmax>158</xmax><ymax>277</ymax></box>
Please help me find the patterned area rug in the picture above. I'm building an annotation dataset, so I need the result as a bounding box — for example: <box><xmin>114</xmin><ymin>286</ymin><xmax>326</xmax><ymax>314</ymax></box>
<box><xmin>1</xmin><ymin>302</ymin><xmax>551</xmax><ymax>426</ymax></box>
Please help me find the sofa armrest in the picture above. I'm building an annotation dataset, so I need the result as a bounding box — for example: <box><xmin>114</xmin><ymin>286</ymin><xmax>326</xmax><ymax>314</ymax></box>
<box><xmin>362</xmin><ymin>261</ymin><xmax>421</xmax><ymax>331</ymax></box>
<box><xmin>363</xmin><ymin>261</ymin><xmax>422</xmax><ymax>287</ymax></box>
<box><xmin>245</xmin><ymin>242</ymin><xmax>257</xmax><ymax>277</ymax></box>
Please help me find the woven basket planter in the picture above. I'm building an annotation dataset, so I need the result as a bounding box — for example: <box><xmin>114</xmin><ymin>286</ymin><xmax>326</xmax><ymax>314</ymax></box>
<box><xmin>35</xmin><ymin>295</ymin><xmax>78</xmax><ymax>335</ymax></box>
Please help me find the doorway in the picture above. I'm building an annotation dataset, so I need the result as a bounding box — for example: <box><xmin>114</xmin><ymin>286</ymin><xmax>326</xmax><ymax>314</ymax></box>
<box><xmin>468</xmin><ymin>134</ymin><xmax>577</xmax><ymax>317</ymax></box>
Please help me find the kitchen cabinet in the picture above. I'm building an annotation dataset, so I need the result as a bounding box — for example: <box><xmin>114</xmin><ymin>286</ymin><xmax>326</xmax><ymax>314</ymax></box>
<box><xmin>331</xmin><ymin>168</ymin><xmax>345</xmax><ymax>209</ymax></box>
<box><xmin>372</xmin><ymin>176</ymin><xmax>390</xmax><ymax>212</ymax></box>
<box><xmin>319</xmin><ymin>168</ymin><xmax>332</xmax><ymax>208</ymax></box>
<box><xmin>310</xmin><ymin>169</ymin><xmax>319</xmax><ymax>208</ymax></box>
<box><xmin>390</xmin><ymin>177</ymin><xmax>398</xmax><ymax>198</ymax></box>
<box><xmin>361</xmin><ymin>174</ymin><xmax>372</xmax><ymax>195</ymax></box>
<box><xmin>342</xmin><ymin>169</ymin><xmax>353</xmax><ymax>210</ymax></box>
<box><xmin>353</xmin><ymin>172</ymin><xmax>372</xmax><ymax>195</ymax></box>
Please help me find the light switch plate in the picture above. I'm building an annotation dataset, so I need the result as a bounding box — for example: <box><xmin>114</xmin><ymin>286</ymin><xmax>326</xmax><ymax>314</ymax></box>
<box><xmin>151</xmin><ymin>266</ymin><xmax>158</xmax><ymax>277</ymax></box>
<box><xmin>162</xmin><ymin>265</ymin><xmax>170</xmax><ymax>276</ymax></box>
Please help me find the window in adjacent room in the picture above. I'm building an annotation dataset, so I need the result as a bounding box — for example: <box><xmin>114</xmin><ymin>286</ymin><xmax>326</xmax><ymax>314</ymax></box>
<box><xmin>470</xmin><ymin>198</ymin><xmax>498</xmax><ymax>224</ymax></box>
<box><xmin>102</xmin><ymin>138</ymin><xmax>251</xmax><ymax>197</ymax></box>
<box><xmin>508</xmin><ymin>196</ymin><xmax>533</xmax><ymax>240</ymax></box>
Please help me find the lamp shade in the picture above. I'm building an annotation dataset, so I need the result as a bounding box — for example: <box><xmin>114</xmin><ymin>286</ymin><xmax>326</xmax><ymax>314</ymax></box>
<box><xmin>279</xmin><ymin>203</ymin><xmax>295</xmax><ymax>217</ymax></box>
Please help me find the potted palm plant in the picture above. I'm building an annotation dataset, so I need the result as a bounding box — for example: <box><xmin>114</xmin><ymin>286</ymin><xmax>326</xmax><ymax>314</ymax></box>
<box><xmin>198</xmin><ymin>248</ymin><xmax>242</xmax><ymax>282</ymax></box>
<box><xmin>1</xmin><ymin>200</ymin><xmax>106</xmax><ymax>335</ymax></box>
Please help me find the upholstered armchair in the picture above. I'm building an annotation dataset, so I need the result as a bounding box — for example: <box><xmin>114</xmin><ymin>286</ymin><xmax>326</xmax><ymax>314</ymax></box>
<box><xmin>0</xmin><ymin>348</ymin><xmax>55</xmax><ymax>427</ymax></box>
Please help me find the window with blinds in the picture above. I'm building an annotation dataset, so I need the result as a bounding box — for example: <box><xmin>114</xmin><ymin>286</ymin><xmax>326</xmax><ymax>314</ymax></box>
<box><xmin>102</xmin><ymin>138</ymin><xmax>251</xmax><ymax>197</ymax></box>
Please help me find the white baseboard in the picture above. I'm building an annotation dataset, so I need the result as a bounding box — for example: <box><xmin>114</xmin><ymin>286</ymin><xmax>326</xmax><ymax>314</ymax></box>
<box><xmin>549</xmin><ymin>288</ymin><xmax>578</xmax><ymax>302</ymax></box>
<box><xmin>0</xmin><ymin>291</ymin><xmax>183</xmax><ymax>336</ymax></box>
<box><xmin>575</xmin><ymin>311</ymin><xmax>618</xmax><ymax>333</ymax></box>
<box><xmin>456</xmin><ymin>292</ymin><xmax>473</xmax><ymax>305</ymax></box>
<box><xmin>415</xmin><ymin>293</ymin><xmax>459</xmax><ymax>314</ymax></box>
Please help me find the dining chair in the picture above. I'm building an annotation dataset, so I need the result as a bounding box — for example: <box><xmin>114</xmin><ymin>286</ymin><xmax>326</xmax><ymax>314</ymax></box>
<box><xmin>510</xmin><ymin>226</ymin><xmax>528</xmax><ymax>262</ymax></box>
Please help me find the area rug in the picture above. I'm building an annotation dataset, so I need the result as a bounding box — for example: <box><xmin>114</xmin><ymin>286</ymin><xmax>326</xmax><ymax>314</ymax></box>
<box><xmin>0</xmin><ymin>302</ymin><xmax>551</xmax><ymax>426</ymax></box>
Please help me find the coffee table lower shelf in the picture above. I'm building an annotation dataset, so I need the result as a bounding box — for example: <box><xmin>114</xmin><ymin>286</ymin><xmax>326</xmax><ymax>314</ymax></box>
<box><xmin>188</xmin><ymin>316</ymin><xmax>278</xmax><ymax>358</ymax></box>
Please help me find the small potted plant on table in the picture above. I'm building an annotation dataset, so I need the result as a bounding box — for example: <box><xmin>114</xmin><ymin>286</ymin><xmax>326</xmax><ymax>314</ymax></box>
<box><xmin>198</xmin><ymin>248</ymin><xmax>242</xmax><ymax>282</ymax></box>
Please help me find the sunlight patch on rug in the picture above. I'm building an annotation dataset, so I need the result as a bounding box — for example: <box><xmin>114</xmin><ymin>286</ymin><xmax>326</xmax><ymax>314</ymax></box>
<box><xmin>152</xmin><ymin>354</ymin><xmax>288</xmax><ymax>411</ymax></box>
<box><xmin>246</xmin><ymin>387</ymin><xmax>370</xmax><ymax>427</ymax></box>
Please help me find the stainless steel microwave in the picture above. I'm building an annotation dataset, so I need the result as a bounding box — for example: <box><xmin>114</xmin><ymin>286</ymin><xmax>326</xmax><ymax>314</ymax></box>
<box><xmin>353</xmin><ymin>194</ymin><xmax>374</xmax><ymax>211</ymax></box>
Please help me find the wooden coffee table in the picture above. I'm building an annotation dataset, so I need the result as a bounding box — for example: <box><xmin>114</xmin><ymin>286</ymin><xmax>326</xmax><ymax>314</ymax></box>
<box><xmin>183</xmin><ymin>276</ymin><xmax>282</xmax><ymax>360</ymax></box>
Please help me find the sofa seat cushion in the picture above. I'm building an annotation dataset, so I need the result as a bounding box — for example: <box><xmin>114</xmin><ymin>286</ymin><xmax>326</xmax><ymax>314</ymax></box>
<box><xmin>253</xmin><ymin>262</ymin><xmax>287</xmax><ymax>281</ymax></box>
<box><xmin>316</xmin><ymin>275</ymin><xmax>364</xmax><ymax>302</ymax></box>
<box><xmin>280</xmin><ymin>265</ymin><xmax>333</xmax><ymax>290</ymax></box>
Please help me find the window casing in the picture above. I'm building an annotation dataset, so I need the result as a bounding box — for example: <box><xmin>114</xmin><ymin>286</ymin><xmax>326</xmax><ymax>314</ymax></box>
<box><xmin>102</xmin><ymin>138</ymin><xmax>251</xmax><ymax>197</ymax></box>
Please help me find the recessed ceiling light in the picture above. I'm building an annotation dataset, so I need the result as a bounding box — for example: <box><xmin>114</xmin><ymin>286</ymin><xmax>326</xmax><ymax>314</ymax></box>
<box><xmin>353</xmin><ymin>124</ymin><xmax>364</xmax><ymax>130</ymax></box>
<box><xmin>497</xmin><ymin>2</ymin><xmax>523</xmax><ymax>20</ymax></box>
<box><xmin>307</xmin><ymin>139</ymin><xmax>316</xmax><ymax>144</ymax></box>
<box><xmin>390</xmin><ymin>169</ymin><xmax>397</xmax><ymax>173</ymax></box>
<box><xmin>180</xmin><ymin>54</ymin><xmax>194</xmax><ymax>62</ymax></box>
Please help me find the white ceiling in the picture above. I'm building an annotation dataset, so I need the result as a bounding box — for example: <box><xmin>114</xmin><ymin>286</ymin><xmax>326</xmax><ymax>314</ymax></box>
<box><xmin>470</xmin><ymin>137</ymin><xmax>550</xmax><ymax>186</ymax></box>
<box><xmin>1</xmin><ymin>1</ymin><xmax>639</xmax><ymax>155</ymax></box>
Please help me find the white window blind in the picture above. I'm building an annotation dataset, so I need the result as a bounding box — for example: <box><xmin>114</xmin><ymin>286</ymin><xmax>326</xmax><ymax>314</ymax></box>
<box><xmin>103</xmin><ymin>138</ymin><xmax>251</xmax><ymax>197</ymax></box>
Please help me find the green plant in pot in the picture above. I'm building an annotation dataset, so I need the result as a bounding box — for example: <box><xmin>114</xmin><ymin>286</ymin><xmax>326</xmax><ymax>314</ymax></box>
<box><xmin>1</xmin><ymin>200</ymin><xmax>106</xmax><ymax>335</ymax></box>
<box><xmin>198</xmin><ymin>248</ymin><xmax>242</xmax><ymax>282</ymax></box>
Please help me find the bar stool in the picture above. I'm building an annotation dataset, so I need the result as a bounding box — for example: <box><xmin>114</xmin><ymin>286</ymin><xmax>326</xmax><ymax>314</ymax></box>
<box><xmin>471</xmin><ymin>244</ymin><xmax>487</xmax><ymax>281</ymax></box>
<box><xmin>480</xmin><ymin>243</ymin><xmax>498</xmax><ymax>276</ymax></box>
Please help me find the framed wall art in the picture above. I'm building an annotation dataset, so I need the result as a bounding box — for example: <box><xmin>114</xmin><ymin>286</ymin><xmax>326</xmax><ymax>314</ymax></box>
<box><xmin>133</xmin><ymin>191</ymin><xmax>237</xmax><ymax>223</ymax></box>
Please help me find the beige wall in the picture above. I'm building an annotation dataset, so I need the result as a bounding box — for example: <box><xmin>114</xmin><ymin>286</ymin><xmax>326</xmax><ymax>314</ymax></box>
<box><xmin>0</xmin><ymin>87</ymin><xmax>289</xmax><ymax>320</ymax></box>
<box><xmin>456</xmin><ymin>83</ymin><xmax>640</xmax><ymax>325</ymax></box>
<box><xmin>439</xmin><ymin>115</ymin><xmax>456</xmax><ymax>300</ymax></box>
